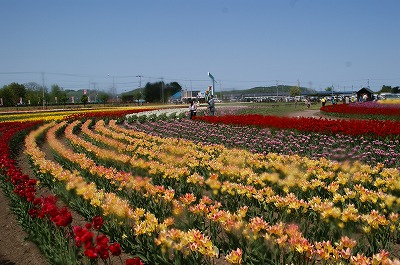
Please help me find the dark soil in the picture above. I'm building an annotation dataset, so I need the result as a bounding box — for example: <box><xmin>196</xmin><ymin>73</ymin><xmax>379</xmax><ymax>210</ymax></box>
<box><xmin>0</xmin><ymin>189</ymin><xmax>48</xmax><ymax>265</ymax></box>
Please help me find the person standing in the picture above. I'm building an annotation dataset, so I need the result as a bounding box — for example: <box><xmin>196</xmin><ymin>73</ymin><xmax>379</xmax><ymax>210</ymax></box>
<box><xmin>208</xmin><ymin>95</ymin><xmax>215</xmax><ymax>116</ymax></box>
<box><xmin>321</xmin><ymin>97</ymin><xmax>326</xmax><ymax>106</ymax></box>
<box><xmin>189</xmin><ymin>100</ymin><xmax>197</xmax><ymax>119</ymax></box>
<box><xmin>305</xmin><ymin>97</ymin><xmax>311</xmax><ymax>108</ymax></box>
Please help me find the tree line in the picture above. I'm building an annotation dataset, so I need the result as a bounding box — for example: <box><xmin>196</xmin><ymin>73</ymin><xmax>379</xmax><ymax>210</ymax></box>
<box><xmin>379</xmin><ymin>85</ymin><xmax>399</xmax><ymax>94</ymax></box>
<box><xmin>0</xmin><ymin>80</ymin><xmax>183</xmax><ymax>107</ymax></box>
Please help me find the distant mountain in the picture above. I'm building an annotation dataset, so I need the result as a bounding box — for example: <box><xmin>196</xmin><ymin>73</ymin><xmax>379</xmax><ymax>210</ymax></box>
<box><xmin>222</xmin><ymin>85</ymin><xmax>317</xmax><ymax>95</ymax></box>
<box><xmin>119</xmin><ymin>85</ymin><xmax>317</xmax><ymax>98</ymax></box>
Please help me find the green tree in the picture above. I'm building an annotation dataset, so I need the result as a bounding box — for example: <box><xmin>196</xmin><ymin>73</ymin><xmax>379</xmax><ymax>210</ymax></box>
<box><xmin>144</xmin><ymin>81</ymin><xmax>162</xmax><ymax>103</ymax></box>
<box><xmin>143</xmin><ymin>81</ymin><xmax>182</xmax><ymax>103</ymax></box>
<box><xmin>164</xmin><ymin>81</ymin><xmax>182</xmax><ymax>101</ymax></box>
<box><xmin>379</xmin><ymin>85</ymin><xmax>392</xmax><ymax>93</ymax></box>
<box><xmin>289</xmin><ymin>86</ymin><xmax>301</xmax><ymax>97</ymax></box>
<box><xmin>0</xmin><ymin>85</ymin><xmax>13</xmax><ymax>107</ymax></box>
<box><xmin>133</xmin><ymin>91</ymin><xmax>142</xmax><ymax>105</ymax></box>
<box><xmin>80</xmin><ymin>94</ymin><xmax>89</xmax><ymax>107</ymax></box>
<box><xmin>7</xmin><ymin>82</ymin><xmax>26</xmax><ymax>105</ymax></box>
<box><xmin>24</xmin><ymin>82</ymin><xmax>42</xmax><ymax>105</ymax></box>
<box><xmin>99</xmin><ymin>93</ymin><xmax>110</xmax><ymax>106</ymax></box>
<box><xmin>59</xmin><ymin>92</ymin><xmax>69</xmax><ymax>108</ymax></box>
<box><xmin>50</xmin><ymin>84</ymin><xmax>63</xmax><ymax>104</ymax></box>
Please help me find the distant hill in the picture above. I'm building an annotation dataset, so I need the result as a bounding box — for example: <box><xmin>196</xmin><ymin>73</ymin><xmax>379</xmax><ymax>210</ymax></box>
<box><xmin>120</xmin><ymin>88</ymin><xmax>143</xmax><ymax>96</ymax></box>
<box><xmin>65</xmin><ymin>89</ymin><xmax>84</xmax><ymax>98</ymax></box>
<box><xmin>222</xmin><ymin>85</ymin><xmax>317</xmax><ymax>96</ymax></box>
<box><xmin>120</xmin><ymin>86</ymin><xmax>316</xmax><ymax>96</ymax></box>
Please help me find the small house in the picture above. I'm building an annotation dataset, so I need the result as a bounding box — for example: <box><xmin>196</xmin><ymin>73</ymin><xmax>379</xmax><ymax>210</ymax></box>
<box><xmin>356</xmin><ymin>87</ymin><xmax>374</xmax><ymax>102</ymax></box>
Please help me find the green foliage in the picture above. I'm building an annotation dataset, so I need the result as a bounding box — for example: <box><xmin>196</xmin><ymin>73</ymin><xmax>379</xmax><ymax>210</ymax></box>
<box><xmin>143</xmin><ymin>82</ymin><xmax>161</xmax><ymax>102</ymax></box>
<box><xmin>99</xmin><ymin>93</ymin><xmax>110</xmax><ymax>106</ymax></box>
<box><xmin>144</xmin><ymin>81</ymin><xmax>182</xmax><ymax>103</ymax></box>
<box><xmin>25</xmin><ymin>82</ymin><xmax>45</xmax><ymax>106</ymax></box>
<box><xmin>0</xmin><ymin>82</ymin><xmax>26</xmax><ymax>106</ymax></box>
<box><xmin>380</xmin><ymin>85</ymin><xmax>400</xmax><ymax>94</ymax></box>
<box><xmin>80</xmin><ymin>94</ymin><xmax>89</xmax><ymax>107</ymax></box>
<box><xmin>50</xmin><ymin>84</ymin><xmax>69</xmax><ymax>106</ymax></box>
<box><xmin>126</xmin><ymin>111</ymin><xmax>186</xmax><ymax>123</ymax></box>
<box><xmin>289</xmin><ymin>86</ymin><xmax>301</xmax><ymax>97</ymax></box>
<box><xmin>380</xmin><ymin>85</ymin><xmax>392</xmax><ymax>93</ymax></box>
<box><xmin>0</xmin><ymin>84</ymin><xmax>14</xmax><ymax>106</ymax></box>
<box><xmin>59</xmin><ymin>93</ymin><xmax>69</xmax><ymax>106</ymax></box>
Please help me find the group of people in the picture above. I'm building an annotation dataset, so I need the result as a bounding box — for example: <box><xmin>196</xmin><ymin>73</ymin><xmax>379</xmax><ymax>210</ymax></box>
<box><xmin>188</xmin><ymin>94</ymin><xmax>215</xmax><ymax>119</ymax></box>
<box><xmin>320</xmin><ymin>95</ymin><xmax>358</xmax><ymax>106</ymax></box>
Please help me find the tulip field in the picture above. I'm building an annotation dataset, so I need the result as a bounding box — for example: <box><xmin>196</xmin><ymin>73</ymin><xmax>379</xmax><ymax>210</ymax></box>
<box><xmin>320</xmin><ymin>101</ymin><xmax>400</xmax><ymax>120</ymax></box>
<box><xmin>0</xmin><ymin>103</ymin><xmax>400</xmax><ymax>265</ymax></box>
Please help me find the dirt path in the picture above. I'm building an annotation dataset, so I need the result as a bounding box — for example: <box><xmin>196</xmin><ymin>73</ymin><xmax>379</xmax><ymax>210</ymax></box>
<box><xmin>284</xmin><ymin>108</ymin><xmax>344</xmax><ymax>120</ymax></box>
<box><xmin>284</xmin><ymin>109</ymin><xmax>322</xmax><ymax>118</ymax></box>
<box><xmin>0</xmin><ymin>186</ymin><xmax>48</xmax><ymax>265</ymax></box>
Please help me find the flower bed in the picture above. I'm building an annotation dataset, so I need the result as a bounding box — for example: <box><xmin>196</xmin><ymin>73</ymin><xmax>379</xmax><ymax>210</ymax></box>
<box><xmin>1</xmin><ymin>106</ymin><xmax>400</xmax><ymax>264</ymax></box>
<box><xmin>193</xmin><ymin>114</ymin><xmax>400</xmax><ymax>137</ymax></box>
<box><xmin>21</xmin><ymin>117</ymin><xmax>400</xmax><ymax>264</ymax></box>
<box><xmin>320</xmin><ymin>101</ymin><xmax>400</xmax><ymax>120</ymax></box>
<box><xmin>0</xmin><ymin>108</ymin><xmax>155</xmax><ymax>264</ymax></box>
<box><xmin>126</xmin><ymin>119</ymin><xmax>400</xmax><ymax>168</ymax></box>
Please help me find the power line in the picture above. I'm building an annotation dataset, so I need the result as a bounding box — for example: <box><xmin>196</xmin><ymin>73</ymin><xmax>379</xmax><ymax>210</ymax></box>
<box><xmin>1</xmin><ymin>71</ymin><xmax>399</xmax><ymax>93</ymax></box>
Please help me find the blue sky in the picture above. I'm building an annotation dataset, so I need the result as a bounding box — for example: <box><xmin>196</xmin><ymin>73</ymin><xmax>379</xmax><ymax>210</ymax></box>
<box><xmin>1</xmin><ymin>0</ymin><xmax>399</xmax><ymax>93</ymax></box>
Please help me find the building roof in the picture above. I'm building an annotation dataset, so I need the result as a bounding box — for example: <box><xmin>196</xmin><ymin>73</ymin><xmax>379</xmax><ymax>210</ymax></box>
<box><xmin>357</xmin><ymin>87</ymin><xmax>374</xmax><ymax>94</ymax></box>
<box><xmin>169</xmin><ymin>91</ymin><xmax>181</xmax><ymax>100</ymax></box>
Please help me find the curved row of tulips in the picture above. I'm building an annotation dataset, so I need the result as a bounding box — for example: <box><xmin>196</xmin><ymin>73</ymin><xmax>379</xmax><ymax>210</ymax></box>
<box><xmin>126</xmin><ymin>118</ymin><xmax>400</xmax><ymax>169</ymax></box>
<box><xmin>0</xmin><ymin>107</ymin><xmax>165</xmax><ymax>264</ymax></box>
<box><xmin>0</xmin><ymin>106</ymin><xmax>158</xmax><ymax>123</ymax></box>
<box><xmin>0</xmin><ymin>121</ymin><xmax>145</xmax><ymax>264</ymax></box>
<box><xmin>22</xmin><ymin>116</ymin><xmax>400</xmax><ymax>264</ymax></box>
<box><xmin>1</xmin><ymin>105</ymin><xmax>400</xmax><ymax>264</ymax></box>
<box><xmin>193</xmin><ymin>114</ymin><xmax>400</xmax><ymax>137</ymax></box>
<box><xmin>320</xmin><ymin>101</ymin><xmax>400</xmax><ymax>119</ymax></box>
<box><xmin>24</xmin><ymin>120</ymin><xmax>223</xmax><ymax>264</ymax></box>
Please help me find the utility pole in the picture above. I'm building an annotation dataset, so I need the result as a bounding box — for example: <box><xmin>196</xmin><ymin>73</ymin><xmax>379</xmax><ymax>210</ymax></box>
<box><xmin>297</xmin><ymin>80</ymin><xmax>301</xmax><ymax>100</ymax></box>
<box><xmin>107</xmin><ymin>74</ymin><xmax>116</xmax><ymax>103</ymax></box>
<box><xmin>276</xmin><ymin>80</ymin><xmax>279</xmax><ymax>98</ymax></box>
<box><xmin>90</xmin><ymin>82</ymin><xmax>96</xmax><ymax>91</ymax></box>
<box><xmin>136</xmin><ymin>75</ymin><xmax>143</xmax><ymax>99</ymax></box>
<box><xmin>41</xmin><ymin>72</ymin><xmax>45</xmax><ymax>109</ymax></box>
<box><xmin>136</xmin><ymin>75</ymin><xmax>142</xmax><ymax>89</ymax></box>
<box><xmin>113</xmin><ymin>77</ymin><xmax>117</xmax><ymax>98</ymax></box>
<box><xmin>91</xmin><ymin>82</ymin><xmax>97</xmax><ymax>102</ymax></box>
<box><xmin>190</xmin><ymin>80</ymin><xmax>192</xmax><ymax>100</ymax></box>
<box><xmin>161</xmin><ymin>77</ymin><xmax>164</xmax><ymax>104</ymax></box>
<box><xmin>219</xmin><ymin>80</ymin><xmax>222</xmax><ymax>100</ymax></box>
<box><xmin>136</xmin><ymin>75</ymin><xmax>143</xmax><ymax>101</ymax></box>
